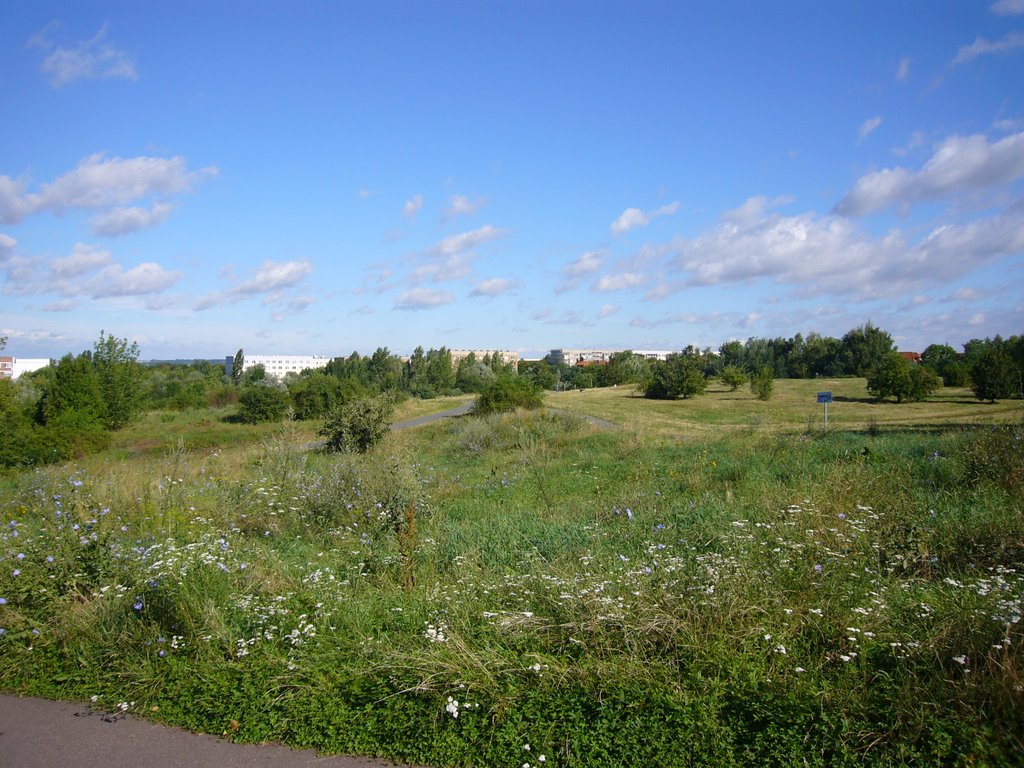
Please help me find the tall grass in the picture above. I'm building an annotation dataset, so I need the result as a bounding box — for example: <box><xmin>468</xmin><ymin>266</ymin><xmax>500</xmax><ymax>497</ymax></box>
<box><xmin>1</xmin><ymin>401</ymin><xmax>1022</xmax><ymax>766</ymax></box>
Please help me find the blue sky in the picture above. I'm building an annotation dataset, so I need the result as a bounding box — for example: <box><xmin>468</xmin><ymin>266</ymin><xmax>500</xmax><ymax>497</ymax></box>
<box><xmin>2</xmin><ymin>1</ymin><xmax>1023</xmax><ymax>361</ymax></box>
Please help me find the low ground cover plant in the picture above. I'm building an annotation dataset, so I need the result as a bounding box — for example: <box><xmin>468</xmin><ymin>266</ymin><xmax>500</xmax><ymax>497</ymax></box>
<box><xmin>1</xmin><ymin>397</ymin><xmax>1022</xmax><ymax>766</ymax></box>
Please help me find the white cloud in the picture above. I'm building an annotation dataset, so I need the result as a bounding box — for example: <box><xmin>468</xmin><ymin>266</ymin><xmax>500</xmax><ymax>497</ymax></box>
<box><xmin>395</xmin><ymin>287</ymin><xmax>455</xmax><ymax>310</ymax></box>
<box><xmin>232</xmin><ymin>260</ymin><xmax>313</xmax><ymax>295</ymax></box>
<box><xmin>42</xmin><ymin>300</ymin><xmax>76</xmax><ymax>312</ymax></box>
<box><xmin>90</xmin><ymin>262</ymin><xmax>181</xmax><ymax>297</ymax></box>
<box><xmin>858</xmin><ymin>116</ymin><xmax>883</xmax><ymax>143</ymax></box>
<box><xmin>723</xmin><ymin>196</ymin><xmax>793</xmax><ymax>224</ymax></box>
<box><xmin>91</xmin><ymin>202</ymin><xmax>174</xmax><ymax>237</ymax></box>
<box><xmin>670</xmin><ymin>201</ymin><xmax>1024</xmax><ymax>299</ymax></box>
<box><xmin>470</xmin><ymin>278</ymin><xmax>516</xmax><ymax>297</ymax></box>
<box><xmin>0</xmin><ymin>153</ymin><xmax>217</xmax><ymax>225</ymax></box>
<box><xmin>445</xmin><ymin>194</ymin><xmax>483</xmax><ymax>218</ymax></box>
<box><xmin>0</xmin><ymin>233</ymin><xmax>15</xmax><ymax>260</ymax></box>
<box><xmin>430</xmin><ymin>224</ymin><xmax>504</xmax><ymax>256</ymax></box>
<box><xmin>953</xmin><ymin>32</ymin><xmax>1024</xmax><ymax>65</ymax></box>
<box><xmin>402</xmin><ymin>194</ymin><xmax>424</xmax><ymax>218</ymax></box>
<box><xmin>834</xmin><ymin>130</ymin><xmax>1024</xmax><ymax>215</ymax></box>
<box><xmin>32</xmin><ymin>23</ymin><xmax>137</xmax><ymax>88</ymax></box>
<box><xmin>556</xmin><ymin>250</ymin><xmax>605</xmax><ymax>292</ymax></box>
<box><xmin>597</xmin><ymin>304</ymin><xmax>619</xmax><ymax>319</ymax></box>
<box><xmin>594</xmin><ymin>272</ymin><xmax>645</xmax><ymax>292</ymax></box>
<box><xmin>991</xmin><ymin>0</ymin><xmax>1024</xmax><ymax>14</ymax></box>
<box><xmin>951</xmin><ymin>286</ymin><xmax>984</xmax><ymax>301</ymax></box>
<box><xmin>610</xmin><ymin>202</ymin><xmax>680</xmax><ymax>235</ymax></box>
<box><xmin>411</xmin><ymin>253</ymin><xmax>476</xmax><ymax>283</ymax></box>
<box><xmin>896</xmin><ymin>57</ymin><xmax>911</xmax><ymax>82</ymax></box>
<box><xmin>51</xmin><ymin>243</ymin><xmax>113</xmax><ymax>277</ymax></box>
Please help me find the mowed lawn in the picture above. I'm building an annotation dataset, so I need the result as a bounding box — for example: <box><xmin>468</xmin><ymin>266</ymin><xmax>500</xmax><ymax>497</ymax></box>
<box><xmin>546</xmin><ymin>378</ymin><xmax>1022</xmax><ymax>437</ymax></box>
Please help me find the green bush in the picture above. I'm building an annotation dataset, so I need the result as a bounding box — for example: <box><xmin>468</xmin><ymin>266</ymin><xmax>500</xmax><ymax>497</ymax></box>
<box><xmin>719</xmin><ymin>365</ymin><xmax>748</xmax><ymax>391</ymax></box>
<box><xmin>750</xmin><ymin>365</ymin><xmax>774</xmax><ymax>400</ymax></box>
<box><xmin>642</xmin><ymin>355</ymin><xmax>707</xmax><ymax>399</ymax></box>
<box><xmin>319</xmin><ymin>393</ymin><xmax>395</xmax><ymax>453</ymax></box>
<box><xmin>237</xmin><ymin>384</ymin><xmax>290</xmax><ymax>423</ymax></box>
<box><xmin>473</xmin><ymin>375</ymin><xmax>543</xmax><ymax>415</ymax></box>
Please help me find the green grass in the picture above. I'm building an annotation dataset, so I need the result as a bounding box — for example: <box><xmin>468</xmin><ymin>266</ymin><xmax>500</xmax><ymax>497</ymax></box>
<box><xmin>1</xmin><ymin>392</ymin><xmax>1022</xmax><ymax>767</ymax></box>
<box><xmin>547</xmin><ymin>379</ymin><xmax>1022</xmax><ymax>437</ymax></box>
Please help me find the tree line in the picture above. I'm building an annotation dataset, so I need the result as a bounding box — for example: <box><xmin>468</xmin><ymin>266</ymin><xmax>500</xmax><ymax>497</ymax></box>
<box><xmin>1</xmin><ymin>324</ymin><xmax>1021</xmax><ymax>468</ymax></box>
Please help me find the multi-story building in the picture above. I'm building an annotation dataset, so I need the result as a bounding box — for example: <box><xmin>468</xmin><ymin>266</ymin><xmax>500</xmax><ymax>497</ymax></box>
<box><xmin>0</xmin><ymin>356</ymin><xmax>51</xmax><ymax>380</ymax></box>
<box><xmin>225</xmin><ymin>354</ymin><xmax>331</xmax><ymax>381</ymax></box>
<box><xmin>449</xmin><ymin>349</ymin><xmax>520</xmax><ymax>367</ymax></box>
<box><xmin>546</xmin><ymin>348</ymin><xmax>675</xmax><ymax>366</ymax></box>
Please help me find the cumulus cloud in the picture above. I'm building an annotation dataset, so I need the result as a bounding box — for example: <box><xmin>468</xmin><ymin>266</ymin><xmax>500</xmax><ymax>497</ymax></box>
<box><xmin>42</xmin><ymin>300</ymin><xmax>76</xmax><ymax>312</ymax></box>
<box><xmin>231</xmin><ymin>260</ymin><xmax>313</xmax><ymax>295</ymax></box>
<box><xmin>0</xmin><ymin>233</ymin><xmax>15</xmax><ymax>260</ymax></box>
<box><xmin>470</xmin><ymin>278</ymin><xmax>517</xmax><ymax>297</ymax></box>
<box><xmin>610</xmin><ymin>202</ymin><xmax>680</xmax><ymax>235</ymax></box>
<box><xmin>402</xmin><ymin>194</ymin><xmax>423</xmax><ymax>218</ymax></box>
<box><xmin>445</xmin><ymin>194</ymin><xmax>484</xmax><ymax>219</ymax></box>
<box><xmin>594</xmin><ymin>272</ymin><xmax>645</xmax><ymax>292</ymax></box>
<box><xmin>91</xmin><ymin>202</ymin><xmax>173</xmax><ymax>236</ymax></box>
<box><xmin>858</xmin><ymin>116</ymin><xmax>883</xmax><ymax>143</ymax></box>
<box><xmin>953</xmin><ymin>32</ymin><xmax>1024</xmax><ymax>65</ymax></box>
<box><xmin>991</xmin><ymin>0</ymin><xmax>1024</xmax><ymax>14</ymax></box>
<box><xmin>834</xmin><ymin>130</ymin><xmax>1024</xmax><ymax>215</ymax></box>
<box><xmin>395</xmin><ymin>287</ymin><xmax>455</xmax><ymax>310</ymax></box>
<box><xmin>430</xmin><ymin>224</ymin><xmax>504</xmax><ymax>257</ymax></box>
<box><xmin>31</xmin><ymin>23</ymin><xmax>137</xmax><ymax>88</ymax></box>
<box><xmin>51</xmin><ymin>243</ymin><xmax>113</xmax><ymax>277</ymax></box>
<box><xmin>90</xmin><ymin>262</ymin><xmax>181</xmax><ymax>297</ymax></box>
<box><xmin>556</xmin><ymin>250</ymin><xmax>604</xmax><ymax>292</ymax></box>
<box><xmin>532</xmin><ymin>309</ymin><xmax>585</xmax><ymax>325</ymax></box>
<box><xmin>0</xmin><ymin>153</ymin><xmax>218</xmax><ymax>225</ymax></box>
<box><xmin>951</xmin><ymin>286</ymin><xmax>984</xmax><ymax>301</ymax></box>
<box><xmin>670</xmin><ymin>200</ymin><xmax>1024</xmax><ymax>300</ymax></box>
<box><xmin>411</xmin><ymin>253</ymin><xmax>476</xmax><ymax>283</ymax></box>
<box><xmin>597</xmin><ymin>304</ymin><xmax>619</xmax><ymax>319</ymax></box>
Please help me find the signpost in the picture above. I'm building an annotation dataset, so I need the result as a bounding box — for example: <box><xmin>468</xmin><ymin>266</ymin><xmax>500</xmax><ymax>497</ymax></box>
<box><xmin>817</xmin><ymin>391</ymin><xmax>832</xmax><ymax>428</ymax></box>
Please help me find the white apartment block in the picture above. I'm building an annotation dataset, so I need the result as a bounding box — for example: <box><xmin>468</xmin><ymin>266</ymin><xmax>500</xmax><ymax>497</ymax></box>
<box><xmin>225</xmin><ymin>354</ymin><xmax>330</xmax><ymax>380</ymax></box>
<box><xmin>547</xmin><ymin>349</ymin><xmax>675</xmax><ymax>366</ymax></box>
<box><xmin>0</xmin><ymin>356</ymin><xmax>51</xmax><ymax>380</ymax></box>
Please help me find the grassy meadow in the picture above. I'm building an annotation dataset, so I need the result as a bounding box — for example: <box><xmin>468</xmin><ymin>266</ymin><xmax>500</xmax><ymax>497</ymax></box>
<box><xmin>1</xmin><ymin>380</ymin><xmax>1022</xmax><ymax>766</ymax></box>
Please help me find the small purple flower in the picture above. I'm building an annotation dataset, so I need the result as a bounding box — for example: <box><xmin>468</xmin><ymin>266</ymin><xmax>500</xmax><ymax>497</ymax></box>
<box><xmin>625</xmin><ymin>508</ymin><xmax>634</xmax><ymax>520</ymax></box>
<box><xmin>12</xmin><ymin>569</ymin><xmax>19</xmax><ymax>577</ymax></box>
<box><xmin>16</xmin><ymin>553</ymin><xmax>24</xmax><ymax>561</ymax></box>
<box><xmin>133</xmin><ymin>601</ymin><xmax>143</xmax><ymax>611</ymax></box>
<box><xmin>46</xmin><ymin>556</ymin><xmax>54</xmax><ymax>563</ymax></box>
<box><xmin>814</xmin><ymin>564</ymin><xmax>823</xmax><ymax>572</ymax></box>
<box><xmin>158</xmin><ymin>650</ymin><xmax>166</xmax><ymax>657</ymax></box>
<box><xmin>838</xmin><ymin>513</ymin><xmax>846</xmax><ymax>520</ymax></box>
<box><xmin>0</xmin><ymin>597</ymin><xmax>7</xmax><ymax>605</ymax></box>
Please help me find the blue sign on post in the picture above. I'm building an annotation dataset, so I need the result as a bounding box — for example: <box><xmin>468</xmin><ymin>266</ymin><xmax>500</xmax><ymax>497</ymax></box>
<box><xmin>817</xmin><ymin>391</ymin><xmax>832</xmax><ymax>427</ymax></box>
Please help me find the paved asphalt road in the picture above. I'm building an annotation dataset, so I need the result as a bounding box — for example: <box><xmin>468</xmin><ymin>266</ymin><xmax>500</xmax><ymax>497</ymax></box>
<box><xmin>0</xmin><ymin>694</ymin><xmax>421</xmax><ymax>768</ymax></box>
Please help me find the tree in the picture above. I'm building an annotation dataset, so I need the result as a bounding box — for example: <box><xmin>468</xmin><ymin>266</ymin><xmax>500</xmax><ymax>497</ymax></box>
<box><xmin>750</xmin><ymin>366</ymin><xmax>774</xmax><ymax>401</ymax></box>
<box><xmin>970</xmin><ymin>348</ymin><xmax>1017</xmax><ymax>403</ymax></box>
<box><xmin>839</xmin><ymin>322</ymin><xmax>894</xmax><ymax>377</ymax></box>
<box><xmin>37</xmin><ymin>353</ymin><xmax>105</xmax><ymax>426</ymax></box>
<box><xmin>237</xmin><ymin>383</ymin><xmax>290</xmax><ymax>423</ymax></box>
<box><xmin>319</xmin><ymin>393</ymin><xmax>395</xmax><ymax>453</ymax></box>
<box><xmin>605</xmin><ymin>351</ymin><xmax>650</xmax><ymax>386</ymax></box>
<box><xmin>719</xmin><ymin>365</ymin><xmax>747</xmax><ymax>391</ymax></box>
<box><xmin>92</xmin><ymin>331</ymin><xmax>145</xmax><ymax>429</ymax></box>
<box><xmin>288</xmin><ymin>371</ymin><xmax>345</xmax><ymax>420</ymax></box>
<box><xmin>474</xmin><ymin>375</ymin><xmax>544</xmax><ymax>415</ymax></box>
<box><xmin>643</xmin><ymin>355</ymin><xmax>707</xmax><ymax>400</ymax></box>
<box><xmin>518</xmin><ymin>360</ymin><xmax>557</xmax><ymax>391</ymax></box>
<box><xmin>231</xmin><ymin>349</ymin><xmax>245</xmax><ymax>386</ymax></box>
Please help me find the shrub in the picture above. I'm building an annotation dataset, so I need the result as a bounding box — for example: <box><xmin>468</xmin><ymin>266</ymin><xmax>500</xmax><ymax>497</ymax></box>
<box><xmin>970</xmin><ymin>348</ymin><xmax>1018</xmax><ymax>403</ymax></box>
<box><xmin>750</xmin><ymin>366</ymin><xmax>774</xmax><ymax>400</ymax></box>
<box><xmin>643</xmin><ymin>355</ymin><xmax>707</xmax><ymax>400</ymax></box>
<box><xmin>474</xmin><ymin>376</ymin><xmax>543</xmax><ymax>415</ymax></box>
<box><xmin>319</xmin><ymin>393</ymin><xmax>395</xmax><ymax>453</ymax></box>
<box><xmin>719</xmin><ymin>365</ymin><xmax>747</xmax><ymax>391</ymax></box>
<box><xmin>237</xmin><ymin>384</ymin><xmax>290</xmax><ymax>423</ymax></box>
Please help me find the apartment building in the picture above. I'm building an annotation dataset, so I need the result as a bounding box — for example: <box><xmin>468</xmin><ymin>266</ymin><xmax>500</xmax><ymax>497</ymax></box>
<box><xmin>225</xmin><ymin>354</ymin><xmax>331</xmax><ymax>380</ymax></box>
<box><xmin>0</xmin><ymin>356</ymin><xmax>51</xmax><ymax>380</ymax></box>
<box><xmin>449</xmin><ymin>349</ymin><xmax>520</xmax><ymax>367</ymax></box>
<box><xmin>547</xmin><ymin>348</ymin><xmax>675</xmax><ymax>366</ymax></box>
